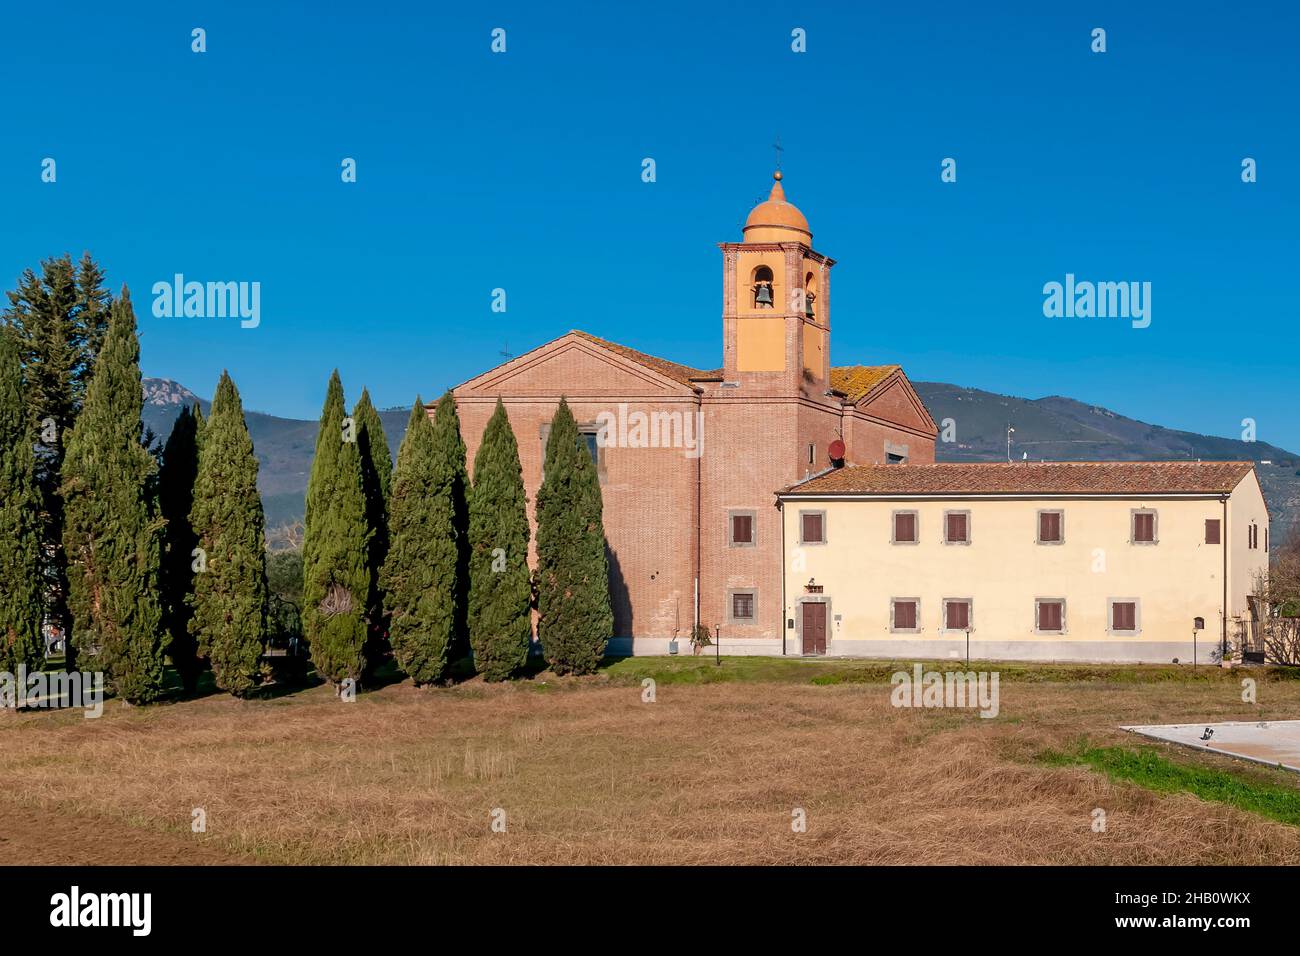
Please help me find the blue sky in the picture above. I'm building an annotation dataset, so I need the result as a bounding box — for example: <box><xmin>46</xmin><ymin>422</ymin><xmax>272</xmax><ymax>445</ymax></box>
<box><xmin>2</xmin><ymin>1</ymin><xmax>1296</xmax><ymax>448</ymax></box>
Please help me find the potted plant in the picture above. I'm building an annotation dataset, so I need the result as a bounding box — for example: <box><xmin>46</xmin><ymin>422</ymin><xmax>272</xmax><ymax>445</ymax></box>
<box><xmin>690</xmin><ymin>623</ymin><xmax>713</xmax><ymax>657</ymax></box>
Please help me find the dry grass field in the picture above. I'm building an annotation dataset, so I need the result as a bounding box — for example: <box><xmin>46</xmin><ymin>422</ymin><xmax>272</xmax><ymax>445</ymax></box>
<box><xmin>3</xmin><ymin>657</ymin><xmax>1300</xmax><ymax>865</ymax></box>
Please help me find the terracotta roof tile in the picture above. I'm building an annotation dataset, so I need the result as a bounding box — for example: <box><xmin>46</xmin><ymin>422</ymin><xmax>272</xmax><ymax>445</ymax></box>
<box><xmin>782</xmin><ymin>460</ymin><xmax>1256</xmax><ymax>496</ymax></box>
<box><xmin>571</xmin><ymin>330</ymin><xmax>711</xmax><ymax>388</ymax></box>
<box><xmin>831</xmin><ymin>365</ymin><xmax>900</xmax><ymax>402</ymax></box>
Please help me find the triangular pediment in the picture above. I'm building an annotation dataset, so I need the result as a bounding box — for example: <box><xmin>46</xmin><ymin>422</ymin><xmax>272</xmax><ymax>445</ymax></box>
<box><xmin>854</xmin><ymin>370</ymin><xmax>937</xmax><ymax>434</ymax></box>
<box><xmin>456</xmin><ymin>333</ymin><xmax>699</xmax><ymax>399</ymax></box>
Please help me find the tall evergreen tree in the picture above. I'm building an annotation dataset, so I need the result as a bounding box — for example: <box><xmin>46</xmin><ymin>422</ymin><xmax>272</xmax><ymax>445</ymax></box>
<box><xmin>0</xmin><ymin>331</ymin><xmax>43</xmax><ymax>677</ymax></box>
<box><xmin>159</xmin><ymin>403</ymin><xmax>203</xmax><ymax>693</ymax></box>
<box><xmin>190</xmin><ymin>373</ymin><xmax>269</xmax><ymax>696</ymax></box>
<box><xmin>2</xmin><ymin>254</ymin><xmax>112</xmax><ymax>666</ymax></box>
<box><xmin>468</xmin><ymin>399</ymin><xmax>532</xmax><ymax>681</ymax></box>
<box><xmin>302</xmin><ymin>371</ymin><xmax>370</xmax><ymax>689</ymax></box>
<box><xmin>60</xmin><ymin>289</ymin><xmax>166</xmax><ymax>703</ymax></box>
<box><xmin>353</xmin><ymin>388</ymin><xmax>392</xmax><ymax>672</ymax></box>
<box><xmin>535</xmin><ymin>397</ymin><xmax>612</xmax><ymax>675</ymax></box>
<box><xmin>431</xmin><ymin>391</ymin><xmax>471</xmax><ymax>661</ymax></box>
<box><xmin>383</xmin><ymin>399</ymin><xmax>453</xmax><ymax>683</ymax></box>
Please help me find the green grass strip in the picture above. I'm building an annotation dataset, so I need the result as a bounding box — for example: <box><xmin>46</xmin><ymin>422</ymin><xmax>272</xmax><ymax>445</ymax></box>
<box><xmin>1041</xmin><ymin>743</ymin><xmax>1300</xmax><ymax>828</ymax></box>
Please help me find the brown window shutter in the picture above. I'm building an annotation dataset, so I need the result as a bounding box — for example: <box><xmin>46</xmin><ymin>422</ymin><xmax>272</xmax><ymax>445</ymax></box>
<box><xmin>946</xmin><ymin>601</ymin><xmax>969</xmax><ymax>630</ymax></box>
<box><xmin>732</xmin><ymin>514</ymin><xmax>753</xmax><ymax>544</ymax></box>
<box><xmin>894</xmin><ymin>600</ymin><xmax>916</xmax><ymax>629</ymax></box>
<box><xmin>1134</xmin><ymin>513</ymin><xmax>1154</xmax><ymax>542</ymax></box>
<box><xmin>1113</xmin><ymin>602</ymin><xmax>1135</xmax><ymax>631</ymax></box>
<box><xmin>1205</xmin><ymin>519</ymin><xmax>1220</xmax><ymax>545</ymax></box>
<box><xmin>1039</xmin><ymin>601</ymin><xmax>1062</xmax><ymax>631</ymax></box>
<box><xmin>803</xmin><ymin>513</ymin><xmax>823</xmax><ymax>543</ymax></box>
<box><xmin>946</xmin><ymin>513</ymin><xmax>967</xmax><ymax>543</ymax></box>
<box><xmin>1040</xmin><ymin>511</ymin><xmax>1061</xmax><ymax>542</ymax></box>
<box><xmin>895</xmin><ymin>513</ymin><xmax>915</xmax><ymax>543</ymax></box>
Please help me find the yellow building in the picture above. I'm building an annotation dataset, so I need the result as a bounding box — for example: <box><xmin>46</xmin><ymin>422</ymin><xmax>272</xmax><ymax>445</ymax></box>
<box><xmin>777</xmin><ymin>461</ymin><xmax>1269</xmax><ymax>663</ymax></box>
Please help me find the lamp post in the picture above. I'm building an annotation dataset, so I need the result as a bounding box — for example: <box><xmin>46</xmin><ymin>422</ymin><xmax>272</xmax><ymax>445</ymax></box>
<box><xmin>714</xmin><ymin>623</ymin><xmax>721</xmax><ymax>667</ymax></box>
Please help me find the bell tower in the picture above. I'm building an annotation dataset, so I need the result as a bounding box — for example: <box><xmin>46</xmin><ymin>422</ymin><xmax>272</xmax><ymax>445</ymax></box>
<box><xmin>720</xmin><ymin>171</ymin><xmax>834</xmax><ymax>395</ymax></box>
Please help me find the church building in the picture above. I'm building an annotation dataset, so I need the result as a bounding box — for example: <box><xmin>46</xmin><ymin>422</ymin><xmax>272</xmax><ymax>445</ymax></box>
<box><xmin>452</xmin><ymin>172</ymin><xmax>1269</xmax><ymax>662</ymax></box>
<box><xmin>454</xmin><ymin>172</ymin><xmax>937</xmax><ymax>655</ymax></box>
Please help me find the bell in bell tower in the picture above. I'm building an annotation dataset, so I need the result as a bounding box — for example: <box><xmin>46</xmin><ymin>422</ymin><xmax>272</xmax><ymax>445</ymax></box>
<box><xmin>719</xmin><ymin>171</ymin><xmax>835</xmax><ymax>395</ymax></box>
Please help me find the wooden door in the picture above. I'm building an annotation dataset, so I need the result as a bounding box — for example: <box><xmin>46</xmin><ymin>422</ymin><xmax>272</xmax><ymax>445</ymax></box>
<box><xmin>801</xmin><ymin>602</ymin><xmax>827</xmax><ymax>655</ymax></box>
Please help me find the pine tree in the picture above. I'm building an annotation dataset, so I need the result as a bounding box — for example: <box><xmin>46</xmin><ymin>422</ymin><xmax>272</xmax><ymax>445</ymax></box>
<box><xmin>383</xmin><ymin>398</ymin><xmax>452</xmax><ymax>683</ymax></box>
<box><xmin>2</xmin><ymin>253</ymin><xmax>113</xmax><ymax>667</ymax></box>
<box><xmin>159</xmin><ymin>403</ymin><xmax>203</xmax><ymax>693</ymax></box>
<box><xmin>60</xmin><ymin>289</ymin><xmax>165</xmax><ymax>703</ymax></box>
<box><xmin>190</xmin><ymin>373</ymin><xmax>269</xmax><ymax>696</ymax></box>
<box><xmin>302</xmin><ymin>371</ymin><xmax>370</xmax><ymax>689</ymax></box>
<box><xmin>468</xmin><ymin>399</ymin><xmax>532</xmax><ymax>681</ymax></box>
<box><xmin>0</xmin><ymin>331</ymin><xmax>43</xmax><ymax>677</ymax></box>
<box><xmin>353</xmin><ymin>388</ymin><xmax>392</xmax><ymax>672</ymax></box>
<box><xmin>535</xmin><ymin>397</ymin><xmax>612</xmax><ymax>675</ymax></box>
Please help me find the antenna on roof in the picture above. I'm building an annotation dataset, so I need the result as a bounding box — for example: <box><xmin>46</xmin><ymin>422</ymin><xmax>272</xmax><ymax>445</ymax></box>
<box><xmin>500</xmin><ymin>340</ymin><xmax>513</xmax><ymax>361</ymax></box>
<box><xmin>1006</xmin><ymin>425</ymin><xmax>1015</xmax><ymax>462</ymax></box>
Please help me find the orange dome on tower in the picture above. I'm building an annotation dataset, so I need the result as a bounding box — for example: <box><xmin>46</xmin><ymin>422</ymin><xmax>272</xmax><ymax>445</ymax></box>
<box><xmin>742</xmin><ymin>171</ymin><xmax>812</xmax><ymax>244</ymax></box>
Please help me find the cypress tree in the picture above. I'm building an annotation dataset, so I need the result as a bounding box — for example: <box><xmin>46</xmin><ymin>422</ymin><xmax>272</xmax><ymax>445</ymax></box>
<box><xmin>535</xmin><ymin>397</ymin><xmax>612</xmax><ymax>675</ymax></box>
<box><xmin>468</xmin><ymin>399</ymin><xmax>532</xmax><ymax>681</ymax></box>
<box><xmin>60</xmin><ymin>289</ymin><xmax>166</xmax><ymax>703</ymax></box>
<box><xmin>2</xmin><ymin>253</ymin><xmax>112</xmax><ymax>666</ymax></box>
<box><xmin>190</xmin><ymin>373</ymin><xmax>269</xmax><ymax>696</ymax></box>
<box><xmin>431</xmin><ymin>391</ymin><xmax>471</xmax><ymax>661</ymax></box>
<box><xmin>302</xmin><ymin>371</ymin><xmax>370</xmax><ymax>689</ymax></box>
<box><xmin>353</xmin><ymin>388</ymin><xmax>392</xmax><ymax>672</ymax></box>
<box><xmin>383</xmin><ymin>398</ymin><xmax>452</xmax><ymax>683</ymax></box>
<box><xmin>159</xmin><ymin>403</ymin><xmax>203</xmax><ymax>693</ymax></box>
<box><xmin>0</xmin><ymin>331</ymin><xmax>43</xmax><ymax>677</ymax></box>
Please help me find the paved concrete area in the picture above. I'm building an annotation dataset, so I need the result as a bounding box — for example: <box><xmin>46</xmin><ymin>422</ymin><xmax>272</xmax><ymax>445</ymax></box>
<box><xmin>1122</xmin><ymin>720</ymin><xmax>1300</xmax><ymax>773</ymax></box>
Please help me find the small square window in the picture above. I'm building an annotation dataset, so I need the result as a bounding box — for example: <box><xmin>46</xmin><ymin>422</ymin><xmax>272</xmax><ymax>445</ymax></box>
<box><xmin>1131</xmin><ymin>510</ymin><xmax>1157</xmax><ymax>544</ymax></box>
<box><xmin>1110</xmin><ymin>600</ymin><xmax>1139</xmax><ymax>633</ymax></box>
<box><xmin>892</xmin><ymin>510</ymin><xmax>918</xmax><ymax>544</ymax></box>
<box><xmin>1037</xmin><ymin>510</ymin><xmax>1063</xmax><ymax>544</ymax></box>
<box><xmin>729</xmin><ymin>510</ymin><xmax>755</xmax><ymax>547</ymax></box>
<box><xmin>1036</xmin><ymin>599</ymin><xmax>1065</xmax><ymax>633</ymax></box>
<box><xmin>799</xmin><ymin>510</ymin><xmax>826</xmax><ymax>545</ymax></box>
<box><xmin>729</xmin><ymin>590</ymin><xmax>755</xmax><ymax>621</ymax></box>
<box><xmin>1205</xmin><ymin>519</ymin><xmax>1221</xmax><ymax>545</ymax></box>
<box><xmin>891</xmin><ymin>598</ymin><xmax>920</xmax><ymax>633</ymax></box>
<box><xmin>943</xmin><ymin>510</ymin><xmax>970</xmax><ymax>545</ymax></box>
<box><xmin>943</xmin><ymin>599</ymin><xmax>972</xmax><ymax>631</ymax></box>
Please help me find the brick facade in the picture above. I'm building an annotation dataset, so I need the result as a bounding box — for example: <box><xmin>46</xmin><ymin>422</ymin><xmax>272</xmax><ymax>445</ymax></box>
<box><xmin>452</xmin><ymin>178</ymin><xmax>938</xmax><ymax>654</ymax></box>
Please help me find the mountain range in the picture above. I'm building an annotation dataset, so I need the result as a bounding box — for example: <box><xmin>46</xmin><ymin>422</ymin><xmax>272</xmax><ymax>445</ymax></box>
<box><xmin>141</xmin><ymin>378</ymin><xmax>1300</xmax><ymax>547</ymax></box>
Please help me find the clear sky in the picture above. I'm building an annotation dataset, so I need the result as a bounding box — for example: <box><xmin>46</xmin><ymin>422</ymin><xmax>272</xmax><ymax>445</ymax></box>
<box><xmin>2</xmin><ymin>1</ymin><xmax>1296</xmax><ymax>448</ymax></box>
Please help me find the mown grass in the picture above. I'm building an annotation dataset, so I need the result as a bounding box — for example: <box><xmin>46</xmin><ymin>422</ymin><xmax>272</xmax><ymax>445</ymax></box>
<box><xmin>600</xmin><ymin>655</ymin><xmax>1300</xmax><ymax>688</ymax></box>
<box><xmin>1039</xmin><ymin>742</ymin><xmax>1300</xmax><ymax>828</ymax></box>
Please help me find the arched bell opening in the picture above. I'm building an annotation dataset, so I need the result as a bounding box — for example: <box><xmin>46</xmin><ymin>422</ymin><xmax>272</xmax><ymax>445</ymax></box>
<box><xmin>751</xmin><ymin>265</ymin><xmax>775</xmax><ymax>309</ymax></box>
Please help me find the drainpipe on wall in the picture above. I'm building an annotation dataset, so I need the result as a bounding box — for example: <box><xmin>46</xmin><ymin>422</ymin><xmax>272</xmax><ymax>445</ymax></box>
<box><xmin>779</xmin><ymin>498</ymin><xmax>787</xmax><ymax>655</ymax></box>
<box><xmin>1222</xmin><ymin>494</ymin><xmax>1229</xmax><ymax>658</ymax></box>
<box><xmin>694</xmin><ymin>392</ymin><xmax>702</xmax><ymax>636</ymax></box>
